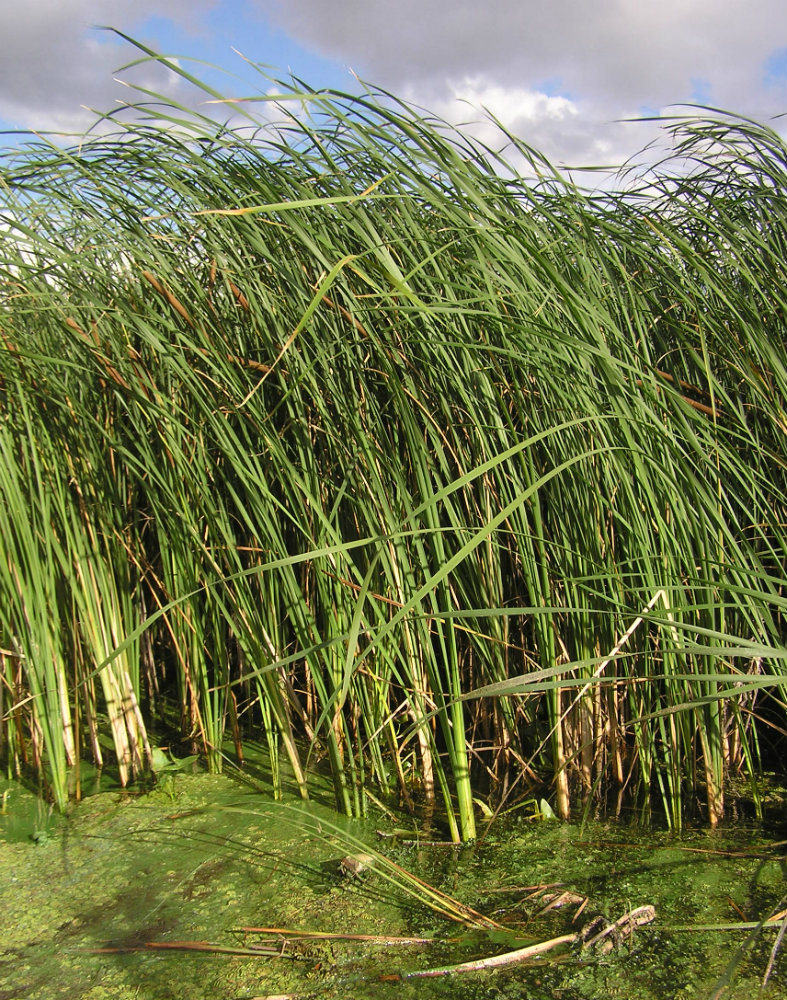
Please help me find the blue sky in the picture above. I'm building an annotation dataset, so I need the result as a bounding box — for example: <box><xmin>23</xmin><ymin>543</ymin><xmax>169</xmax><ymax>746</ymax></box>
<box><xmin>132</xmin><ymin>8</ymin><xmax>352</xmax><ymax>95</ymax></box>
<box><xmin>0</xmin><ymin>1</ymin><xmax>783</xmax><ymax>169</ymax></box>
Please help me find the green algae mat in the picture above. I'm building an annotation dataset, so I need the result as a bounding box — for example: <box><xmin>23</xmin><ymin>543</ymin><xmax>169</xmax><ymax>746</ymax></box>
<box><xmin>1</xmin><ymin>772</ymin><xmax>785</xmax><ymax>999</ymax></box>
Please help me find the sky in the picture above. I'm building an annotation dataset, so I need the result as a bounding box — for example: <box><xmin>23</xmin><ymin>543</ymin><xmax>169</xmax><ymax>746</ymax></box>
<box><xmin>0</xmin><ymin>1</ymin><xmax>784</xmax><ymax>173</ymax></box>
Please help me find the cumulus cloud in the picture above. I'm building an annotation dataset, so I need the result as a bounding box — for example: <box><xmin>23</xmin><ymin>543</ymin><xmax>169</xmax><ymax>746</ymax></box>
<box><xmin>0</xmin><ymin>2</ymin><xmax>215</xmax><ymax>133</ymax></box>
<box><xmin>255</xmin><ymin>0</ymin><xmax>785</xmax><ymax>169</ymax></box>
<box><xmin>255</xmin><ymin>0</ymin><xmax>782</xmax><ymax>110</ymax></box>
<box><xmin>0</xmin><ymin>1</ymin><xmax>781</xmax><ymax>172</ymax></box>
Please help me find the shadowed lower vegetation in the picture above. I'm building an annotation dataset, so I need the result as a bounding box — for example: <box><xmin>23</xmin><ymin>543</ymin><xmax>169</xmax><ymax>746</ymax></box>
<box><xmin>1</xmin><ymin>39</ymin><xmax>786</xmax><ymax>840</ymax></box>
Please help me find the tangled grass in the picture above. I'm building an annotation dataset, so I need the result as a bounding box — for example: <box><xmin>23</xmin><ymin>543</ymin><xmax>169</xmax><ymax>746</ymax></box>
<box><xmin>1</xmin><ymin>39</ymin><xmax>786</xmax><ymax>839</ymax></box>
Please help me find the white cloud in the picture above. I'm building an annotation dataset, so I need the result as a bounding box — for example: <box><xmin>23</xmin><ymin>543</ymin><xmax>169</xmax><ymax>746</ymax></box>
<box><xmin>255</xmin><ymin>0</ymin><xmax>785</xmax><ymax>170</ymax></box>
<box><xmin>0</xmin><ymin>2</ymin><xmax>214</xmax><ymax>133</ymax></box>
<box><xmin>0</xmin><ymin>1</ymin><xmax>781</xmax><ymax>173</ymax></box>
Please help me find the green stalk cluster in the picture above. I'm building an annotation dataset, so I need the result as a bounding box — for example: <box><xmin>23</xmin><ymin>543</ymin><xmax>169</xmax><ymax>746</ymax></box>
<box><xmin>1</xmin><ymin>42</ymin><xmax>786</xmax><ymax>836</ymax></box>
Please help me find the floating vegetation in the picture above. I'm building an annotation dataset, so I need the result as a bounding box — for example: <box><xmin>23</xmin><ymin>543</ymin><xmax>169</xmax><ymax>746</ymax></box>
<box><xmin>1</xmin><ymin>771</ymin><xmax>785</xmax><ymax>998</ymax></box>
<box><xmin>1</xmin><ymin>33</ymin><xmax>787</xmax><ymax>839</ymax></box>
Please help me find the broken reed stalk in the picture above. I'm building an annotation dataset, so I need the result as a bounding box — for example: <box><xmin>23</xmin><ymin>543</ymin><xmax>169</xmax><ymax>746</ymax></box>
<box><xmin>403</xmin><ymin>934</ymin><xmax>578</xmax><ymax>977</ymax></box>
<box><xmin>404</xmin><ymin>904</ymin><xmax>657</xmax><ymax>978</ymax></box>
<box><xmin>239</xmin><ymin>927</ymin><xmax>435</xmax><ymax>945</ymax></box>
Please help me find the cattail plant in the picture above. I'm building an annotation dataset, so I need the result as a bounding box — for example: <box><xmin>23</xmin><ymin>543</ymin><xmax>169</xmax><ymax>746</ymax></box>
<box><xmin>1</xmin><ymin>38</ymin><xmax>786</xmax><ymax>837</ymax></box>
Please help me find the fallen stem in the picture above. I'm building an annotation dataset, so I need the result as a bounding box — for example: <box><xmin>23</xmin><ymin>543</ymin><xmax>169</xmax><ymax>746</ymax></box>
<box><xmin>87</xmin><ymin>940</ymin><xmax>295</xmax><ymax>957</ymax></box>
<box><xmin>239</xmin><ymin>927</ymin><xmax>435</xmax><ymax>945</ymax></box>
<box><xmin>672</xmin><ymin>911</ymin><xmax>787</xmax><ymax>932</ymax></box>
<box><xmin>404</xmin><ymin>932</ymin><xmax>578</xmax><ymax>977</ymax></box>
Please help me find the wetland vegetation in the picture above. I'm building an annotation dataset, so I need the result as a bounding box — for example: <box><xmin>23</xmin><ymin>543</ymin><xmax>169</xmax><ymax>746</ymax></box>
<box><xmin>1</xmin><ymin>33</ymin><xmax>787</xmax><ymax>995</ymax></box>
<box><xmin>1</xmin><ymin>765</ymin><xmax>786</xmax><ymax>999</ymax></box>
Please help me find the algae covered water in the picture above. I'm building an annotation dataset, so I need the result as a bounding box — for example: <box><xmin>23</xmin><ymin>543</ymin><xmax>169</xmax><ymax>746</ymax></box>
<box><xmin>1</xmin><ymin>769</ymin><xmax>785</xmax><ymax>999</ymax></box>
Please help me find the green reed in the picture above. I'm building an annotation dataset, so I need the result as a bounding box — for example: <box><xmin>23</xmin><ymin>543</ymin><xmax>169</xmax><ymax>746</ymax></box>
<box><xmin>1</xmin><ymin>39</ymin><xmax>786</xmax><ymax>836</ymax></box>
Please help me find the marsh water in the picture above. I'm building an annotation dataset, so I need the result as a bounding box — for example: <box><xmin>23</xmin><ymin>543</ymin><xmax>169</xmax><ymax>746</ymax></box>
<box><xmin>1</xmin><ymin>761</ymin><xmax>786</xmax><ymax>1000</ymax></box>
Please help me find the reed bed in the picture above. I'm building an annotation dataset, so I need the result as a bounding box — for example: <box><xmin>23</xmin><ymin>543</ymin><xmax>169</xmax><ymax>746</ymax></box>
<box><xmin>1</xmin><ymin>45</ymin><xmax>786</xmax><ymax>838</ymax></box>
